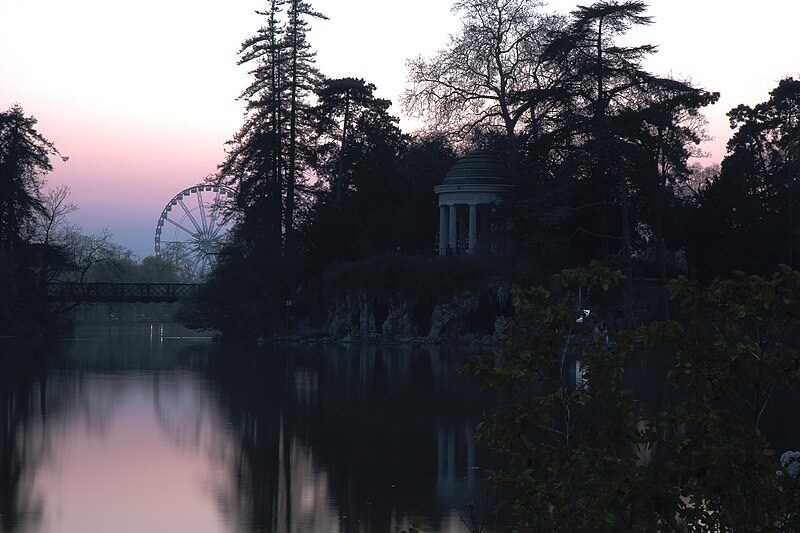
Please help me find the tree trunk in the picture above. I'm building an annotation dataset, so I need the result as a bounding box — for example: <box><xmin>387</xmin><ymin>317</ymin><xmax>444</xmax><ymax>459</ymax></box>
<box><xmin>270</xmin><ymin>6</ymin><xmax>284</xmax><ymax>250</ymax></box>
<box><xmin>653</xmin><ymin>173</ymin><xmax>670</xmax><ymax>321</ymax></box>
<box><xmin>335</xmin><ymin>89</ymin><xmax>351</xmax><ymax>203</ymax></box>
<box><xmin>656</xmin><ymin>233</ymin><xmax>669</xmax><ymax>321</ymax></box>
<box><xmin>618</xmin><ymin>164</ymin><xmax>634</xmax><ymax>328</ymax></box>
<box><xmin>286</xmin><ymin>10</ymin><xmax>298</xmax><ymax>251</ymax></box>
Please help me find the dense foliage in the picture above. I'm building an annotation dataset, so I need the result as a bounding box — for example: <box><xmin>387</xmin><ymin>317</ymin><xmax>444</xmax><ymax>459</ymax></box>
<box><xmin>0</xmin><ymin>105</ymin><xmax>64</xmax><ymax>332</ymax></box>
<box><xmin>689</xmin><ymin>78</ymin><xmax>800</xmax><ymax>275</ymax></box>
<box><xmin>188</xmin><ymin>0</ymin><xmax>800</xmax><ymax>341</ymax></box>
<box><xmin>0</xmin><ymin>105</ymin><xmax>64</xmax><ymax>251</ymax></box>
<box><xmin>465</xmin><ymin>264</ymin><xmax>800</xmax><ymax>530</ymax></box>
<box><xmin>322</xmin><ymin>255</ymin><xmax>532</xmax><ymax>303</ymax></box>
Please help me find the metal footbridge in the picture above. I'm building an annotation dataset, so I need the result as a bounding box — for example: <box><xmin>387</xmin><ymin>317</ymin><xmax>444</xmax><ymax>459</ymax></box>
<box><xmin>47</xmin><ymin>282</ymin><xmax>200</xmax><ymax>303</ymax></box>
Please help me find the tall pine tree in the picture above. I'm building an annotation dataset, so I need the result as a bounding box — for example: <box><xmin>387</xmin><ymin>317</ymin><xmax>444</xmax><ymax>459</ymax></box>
<box><xmin>220</xmin><ymin>0</ymin><xmax>325</xmax><ymax>253</ymax></box>
<box><xmin>284</xmin><ymin>0</ymin><xmax>326</xmax><ymax>249</ymax></box>
<box><xmin>220</xmin><ymin>0</ymin><xmax>287</xmax><ymax>252</ymax></box>
<box><xmin>543</xmin><ymin>1</ymin><xmax>714</xmax><ymax>325</ymax></box>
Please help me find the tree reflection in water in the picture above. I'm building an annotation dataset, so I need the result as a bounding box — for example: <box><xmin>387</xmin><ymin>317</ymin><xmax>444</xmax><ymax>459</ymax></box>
<box><xmin>0</xmin><ymin>341</ymin><xmax>48</xmax><ymax>532</ymax></box>
<box><xmin>0</xmin><ymin>328</ymin><xmax>498</xmax><ymax>533</ymax></box>
<box><xmin>204</xmin><ymin>343</ymin><xmax>497</xmax><ymax>532</ymax></box>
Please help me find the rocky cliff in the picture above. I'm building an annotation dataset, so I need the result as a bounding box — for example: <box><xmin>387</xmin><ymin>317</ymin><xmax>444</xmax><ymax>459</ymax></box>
<box><xmin>325</xmin><ymin>280</ymin><xmax>513</xmax><ymax>343</ymax></box>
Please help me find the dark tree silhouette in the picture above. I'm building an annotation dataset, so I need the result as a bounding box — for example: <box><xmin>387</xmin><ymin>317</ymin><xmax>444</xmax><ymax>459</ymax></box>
<box><xmin>403</xmin><ymin>0</ymin><xmax>565</xmax><ymax>173</ymax></box>
<box><xmin>535</xmin><ymin>1</ymin><xmax>717</xmax><ymax>324</ymax></box>
<box><xmin>693</xmin><ymin>77</ymin><xmax>800</xmax><ymax>276</ymax></box>
<box><xmin>545</xmin><ymin>1</ymin><xmax>658</xmax><ymax>325</ymax></box>
<box><xmin>0</xmin><ymin>105</ymin><xmax>66</xmax><ymax>333</ymax></box>
<box><xmin>302</xmin><ymin>81</ymin><xmax>409</xmax><ymax>269</ymax></box>
<box><xmin>0</xmin><ymin>105</ymin><xmax>64</xmax><ymax>251</ymax></box>
<box><xmin>620</xmin><ymin>84</ymin><xmax>718</xmax><ymax>317</ymax></box>
<box><xmin>315</xmin><ymin>77</ymin><xmax>393</xmax><ymax>203</ymax></box>
<box><xmin>284</xmin><ymin>0</ymin><xmax>327</xmax><ymax>249</ymax></box>
<box><xmin>220</xmin><ymin>0</ymin><xmax>288</xmax><ymax>253</ymax></box>
<box><xmin>220</xmin><ymin>0</ymin><xmax>325</xmax><ymax>253</ymax></box>
<box><xmin>28</xmin><ymin>185</ymin><xmax>78</xmax><ymax>292</ymax></box>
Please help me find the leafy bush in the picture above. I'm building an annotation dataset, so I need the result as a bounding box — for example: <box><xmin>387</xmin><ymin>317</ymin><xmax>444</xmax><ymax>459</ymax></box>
<box><xmin>322</xmin><ymin>255</ymin><xmax>536</xmax><ymax>302</ymax></box>
<box><xmin>465</xmin><ymin>263</ymin><xmax>800</xmax><ymax>530</ymax></box>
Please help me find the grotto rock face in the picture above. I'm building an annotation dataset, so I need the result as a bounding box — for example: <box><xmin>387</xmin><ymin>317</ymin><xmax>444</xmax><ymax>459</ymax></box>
<box><xmin>428</xmin><ymin>292</ymin><xmax>481</xmax><ymax>341</ymax></box>
<box><xmin>380</xmin><ymin>299</ymin><xmax>418</xmax><ymax>337</ymax></box>
<box><xmin>326</xmin><ymin>290</ymin><xmax>377</xmax><ymax>338</ymax></box>
<box><xmin>325</xmin><ymin>282</ymin><xmax>514</xmax><ymax>343</ymax></box>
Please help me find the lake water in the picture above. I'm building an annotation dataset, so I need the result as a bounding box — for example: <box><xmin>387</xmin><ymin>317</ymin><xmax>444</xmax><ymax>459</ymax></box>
<box><xmin>0</xmin><ymin>324</ymin><xmax>502</xmax><ymax>533</ymax></box>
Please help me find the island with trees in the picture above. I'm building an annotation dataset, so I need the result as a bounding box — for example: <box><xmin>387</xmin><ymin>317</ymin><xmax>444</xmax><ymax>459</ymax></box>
<box><xmin>2</xmin><ymin>1</ymin><xmax>800</xmax><ymax>528</ymax></box>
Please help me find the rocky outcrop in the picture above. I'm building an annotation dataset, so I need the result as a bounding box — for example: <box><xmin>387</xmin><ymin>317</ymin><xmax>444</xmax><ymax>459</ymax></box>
<box><xmin>325</xmin><ymin>281</ymin><xmax>514</xmax><ymax>343</ymax></box>
<box><xmin>380</xmin><ymin>299</ymin><xmax>417</xmax><ymax>337</ymax></box>
<box><xmin>326</xmin><ymin>290</ymin><xmax>378</xmax><ymax>338</ymax></box>
<box><xmin>428</xmin><ymin>291</ymin><xmax>480</xmax><ymax>341</ymax></box>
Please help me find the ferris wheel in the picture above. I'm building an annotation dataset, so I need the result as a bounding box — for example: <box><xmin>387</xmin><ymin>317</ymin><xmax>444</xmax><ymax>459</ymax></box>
<box><xmin>154</xmin><ymin>184</ymin><xmax>235</xmax><ymax>279</ymax></box>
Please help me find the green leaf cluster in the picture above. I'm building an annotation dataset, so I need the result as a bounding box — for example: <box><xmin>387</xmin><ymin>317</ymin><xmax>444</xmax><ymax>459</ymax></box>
<box><xmin>638</xmin><ymin>266</ymin><xmax>800</xmax><ymax>530</ymax></box>
<box><xmin>399</xmin><ymin>516</ymin><xmax>428</xmax><ymax>533</ymax></box>
<box><xmin>469</xmin><ymin>263</ymin><xmax>800</xmax><ymax>530</ymax></box>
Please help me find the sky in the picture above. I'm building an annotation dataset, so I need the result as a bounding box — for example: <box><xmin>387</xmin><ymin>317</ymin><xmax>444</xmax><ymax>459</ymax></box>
<box><xmin>1</xmin><ymin>0</ymin><xmax>799</xmax><ymax>259</ymax></box>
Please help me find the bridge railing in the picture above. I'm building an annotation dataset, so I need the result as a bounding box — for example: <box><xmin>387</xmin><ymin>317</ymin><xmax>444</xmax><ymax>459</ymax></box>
<box><xmin>47</xmin><ymin>282</ymin><xmax>200</xmax><ymax>303</ymax></box>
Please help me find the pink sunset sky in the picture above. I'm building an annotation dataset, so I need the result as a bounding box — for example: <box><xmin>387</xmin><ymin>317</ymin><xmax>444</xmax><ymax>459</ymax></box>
<box><xmin>1</xmin><ymin>0</ymin><xmax>798</xmax><ymax>258</ymax></box>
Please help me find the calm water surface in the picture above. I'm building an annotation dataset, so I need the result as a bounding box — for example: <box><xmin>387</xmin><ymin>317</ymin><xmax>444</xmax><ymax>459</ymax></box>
<box><xmin>0</xmin><ymin>324</ymin><xmax>501</xmax><ymax>533</ymax></box>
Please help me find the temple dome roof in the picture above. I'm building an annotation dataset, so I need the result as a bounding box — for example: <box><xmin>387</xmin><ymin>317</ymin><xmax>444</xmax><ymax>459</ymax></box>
<box><xmin>442</xmin><ymin>150</ymin><xmax>511</xmax><ymax>185</ymax></box>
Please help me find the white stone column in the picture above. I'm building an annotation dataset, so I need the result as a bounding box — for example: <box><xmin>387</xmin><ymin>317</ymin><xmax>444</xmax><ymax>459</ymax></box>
<box><xmin>448</xmin><ymin>204</ymin><xmax>458</xmax><ymax>254</ymax></box>
<box><xmin>479</xmin><ymin>206</ymin><xmax>490</xmax><ymax>254</ymax></box>
<box><xmin>438</xmin><ymin>205</ymin><xmax>448</xmax><ymax>256</ymax></box>
<box><xmin>468</xmin><ymin>204</ymin><xmax>477</xmax><ymax>255</ymax></box>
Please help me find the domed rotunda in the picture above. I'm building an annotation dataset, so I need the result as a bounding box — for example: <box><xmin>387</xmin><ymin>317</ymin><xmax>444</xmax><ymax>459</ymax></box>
<box><xmin>433</xmin><ymin>151</ymin><xmax>515</xmax><ymax>256</ymax></box>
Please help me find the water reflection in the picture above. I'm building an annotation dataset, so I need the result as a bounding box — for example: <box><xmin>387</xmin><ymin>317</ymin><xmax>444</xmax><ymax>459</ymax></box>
<box><xmin>0</xmin><ymin>343</ymin><xmax>48</xmax><ymax>533</ymax></box>
<box><xmin>0</xmin><ymin>326</ymin><xmax>498</xmax><ymax>532</ymax></box>
<box><xmin>205</xmin><ymin>343</ymin><xmax>497</xmax><ymax>532</ymax></box>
